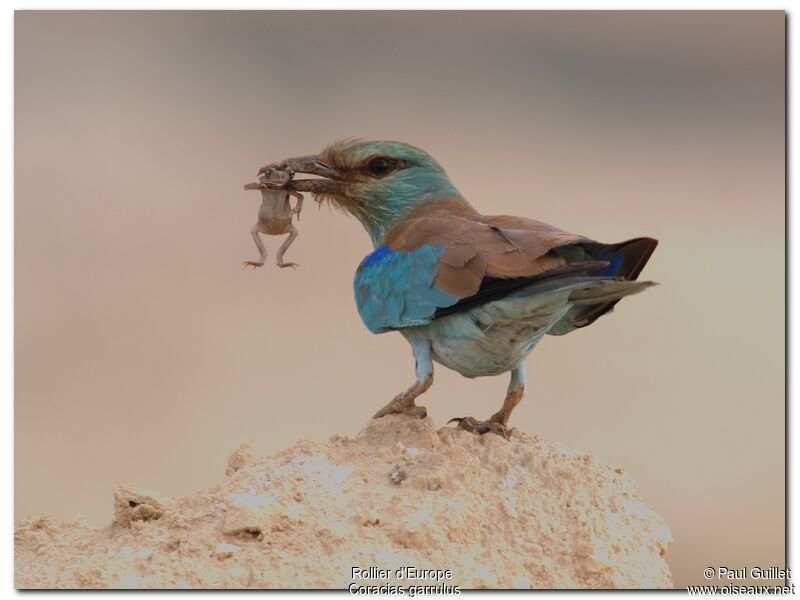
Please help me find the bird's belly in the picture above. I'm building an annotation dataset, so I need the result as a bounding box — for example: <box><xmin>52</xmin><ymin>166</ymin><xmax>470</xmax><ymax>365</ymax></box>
<box><xmin>399</xmin><ymin>288</ymin><xmax>573</xmax><ymax>378</ymax></box>
<box><xmin>426</xmin><ymin>319</ymin><xmax>545</xmax><ymax>378</ymax></box>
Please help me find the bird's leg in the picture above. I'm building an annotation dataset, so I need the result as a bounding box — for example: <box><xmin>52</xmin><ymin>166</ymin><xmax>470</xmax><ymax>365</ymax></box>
<box><xmin>449</xmin><ymin>366</ymin><xmax>526</xmax><ymax>439</ymax></box>
<box><xmin>276</xmin><ymin>224</ymin><xmax>299</xmax><ymax>269</ymax></box>
<box><xmin>489</xmin><ymin>366</ymin><xmax>525</xmax><ymax>426</ymax></box>
<box><xmin>373</xmin><ymin>338</ymin><xmax>433</xmax><ymax>419</ymax></box>
<box><xmin>242</xmin><ymin>225</ymin><xmax>267</xmax><ymax>268</ymax></box>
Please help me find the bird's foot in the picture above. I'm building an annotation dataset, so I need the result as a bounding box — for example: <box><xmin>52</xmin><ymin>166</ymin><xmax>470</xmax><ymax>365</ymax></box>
<box><xmin>373</xmin><ymin>397</ymin><xmax>428</xmax><ymax>420</ymax></box>
<box><xmin>373</xmin><ymin>375</ymin><xmax>433</xmax><ymax>420</ymax></box>
<box><xmin>448</xmin><ymin>416</ymin><xmax>509</xmax><ymax>439</ymax></box>
<box><xmin>277</xmin><ymin>261</ymin><xmax>298</xmax><ymax>269</ymax></box>
<box><xmin>242</xmin><ymin>260</ymin><xmax>264</xmax><ymax>269</ymax></box>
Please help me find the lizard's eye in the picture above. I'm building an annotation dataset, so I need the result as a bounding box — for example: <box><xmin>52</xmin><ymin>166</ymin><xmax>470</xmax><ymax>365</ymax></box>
<box><xmin>366</xmin><ymin>157</ymin><xmax>397</xmax><ymax>177</ymax></box>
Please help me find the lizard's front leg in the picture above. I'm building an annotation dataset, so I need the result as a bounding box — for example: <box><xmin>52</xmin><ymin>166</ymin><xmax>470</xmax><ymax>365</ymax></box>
<box><xmin>289</xmin><ymin>190</ymin><xmax>304</xmax><ymax>221</ymax></box>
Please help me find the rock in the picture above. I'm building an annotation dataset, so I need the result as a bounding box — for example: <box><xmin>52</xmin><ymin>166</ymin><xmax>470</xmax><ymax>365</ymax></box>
<box><xmin>214</xmin><ymin>543</ymin><xmax>241</xmax><ymax>559</ymax></box>
<box><xmin>113</xmin><ymin>485</ymin><xmax>169</xmax><ymax>526</ymax></box>
<box><xmin>388</xmin><ymin>465</ymin><xmax>407</xmax><ymax>485</ymax></box>
<box><xmin>14</xmin><ymin>415</ymin><xmax>672</xmax><ymax>589</ymax></box>
<box><xmin>226</xmin><ymin>444</ymin><xmax>255</xmax><ymax>476</ymax></box>
<box><xmin>221</xmin><ymin>493</ymin><xmax>292</xmax><ymax>540</ymax></box>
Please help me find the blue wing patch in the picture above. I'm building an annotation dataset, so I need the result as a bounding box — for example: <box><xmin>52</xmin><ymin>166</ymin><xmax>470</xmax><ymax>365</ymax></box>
<box><xmin>354</xmin><ymin>245</ymin><xmax>459</xmax><ymax>333</ymax></box>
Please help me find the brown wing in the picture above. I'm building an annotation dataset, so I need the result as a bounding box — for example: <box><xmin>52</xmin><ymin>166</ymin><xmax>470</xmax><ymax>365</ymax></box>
<box><xmin>385</xmin><ymin>200</ymin><xmax>589</xmax><ymax>299</ymax></box>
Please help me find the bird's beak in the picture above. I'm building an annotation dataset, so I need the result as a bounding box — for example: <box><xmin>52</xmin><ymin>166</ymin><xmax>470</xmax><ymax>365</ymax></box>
<box><xmin>258</xmin><ymin>155</ymin><xmax>345</xmax><ymax>196</ymax></box>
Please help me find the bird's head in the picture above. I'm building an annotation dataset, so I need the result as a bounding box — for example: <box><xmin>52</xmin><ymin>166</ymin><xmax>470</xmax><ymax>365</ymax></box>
<box><xmin>261</xmin><ymin>139</ymin><xmax>465</xmax><ymax>246</ymax></box>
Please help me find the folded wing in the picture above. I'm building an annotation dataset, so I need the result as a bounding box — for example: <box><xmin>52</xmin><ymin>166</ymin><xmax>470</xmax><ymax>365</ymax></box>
<box><xmin>354</xmin><ymin>200</ymin><xmax>657</xmax><ymax>334</ymax></box>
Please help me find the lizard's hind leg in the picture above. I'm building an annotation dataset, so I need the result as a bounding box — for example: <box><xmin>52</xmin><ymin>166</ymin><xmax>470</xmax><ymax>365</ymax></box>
<box><xmin>242</xmin><ymin>225</ymin><xmax>267</xmax><ymax>268</ymax></box>
<box><xmin>276</xmin><ymin>224</ymin><xmax>299</xmax><ymax>269</ymax></box>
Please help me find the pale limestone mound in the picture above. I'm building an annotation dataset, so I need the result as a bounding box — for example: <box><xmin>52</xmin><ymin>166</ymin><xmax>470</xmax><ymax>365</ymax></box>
<box><xmin>15</xmin><ymin>415</ymin><xmax>672</xmax><ymax>589</ymax></box>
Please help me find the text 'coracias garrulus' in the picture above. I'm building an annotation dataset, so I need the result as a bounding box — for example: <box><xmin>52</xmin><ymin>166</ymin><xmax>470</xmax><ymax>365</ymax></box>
<box><xmin>260</xmin><ymin>140</ymin><xmax>658</xmax><ymax>438</ymax></box>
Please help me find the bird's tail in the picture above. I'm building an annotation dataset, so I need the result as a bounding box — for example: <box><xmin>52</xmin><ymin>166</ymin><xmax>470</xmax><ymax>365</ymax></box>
<box><xmin>546</xmin><ymin>237</ymin><xmax>658</xmax><ymax>335</ymax></box>
<box><xmin>569</xmin><ymin>279</ymin><xmax>657</xmax><ymax>305</ymax></box>
<box><xmin>541</xmin><ymin>278</ymin><xmax>656</xmax><ymax>336</ymax></box>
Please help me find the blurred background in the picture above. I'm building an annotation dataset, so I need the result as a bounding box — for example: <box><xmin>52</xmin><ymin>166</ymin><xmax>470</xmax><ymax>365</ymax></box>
<box><xmin>15</xmin><ymin>11</ymin><xmax>784</xmax><ymax>588</ymax></box>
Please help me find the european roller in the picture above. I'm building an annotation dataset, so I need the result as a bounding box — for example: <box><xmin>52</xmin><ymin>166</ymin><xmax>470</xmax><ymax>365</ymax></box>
<box><xmin>260</xmin><ymin>140</ymin><xmax>657</xmax><ymax>437</ymax></box>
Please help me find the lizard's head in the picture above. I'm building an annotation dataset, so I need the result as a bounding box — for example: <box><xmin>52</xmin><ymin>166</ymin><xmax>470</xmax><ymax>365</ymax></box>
<box><xmin>258</xmin><ymin>167</ymin><xmax>292</xmax><ymax>189</ymax></box>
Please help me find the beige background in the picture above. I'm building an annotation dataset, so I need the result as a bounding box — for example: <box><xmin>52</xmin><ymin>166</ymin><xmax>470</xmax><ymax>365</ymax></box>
<box><xmin>15</xmin><ymin>11</ymin><xmax>785</xmax><ymax>588</ymax></box>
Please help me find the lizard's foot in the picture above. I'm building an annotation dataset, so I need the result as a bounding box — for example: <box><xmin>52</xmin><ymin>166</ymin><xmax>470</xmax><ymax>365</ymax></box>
<box><xmin>373</xmin><ymin>397</ymin><xmax>428</xmax><ymax>419</ymax></box>
<box><xmin>242</xmin><ymin>260</ymin><xmax>264</xmax><ymax>269</ymax></box>
<box><xmin>448</xmin><ymin>416</ymin><xmax>509</xmax><ymax>439</ymax></box>
<box><xmin>277</xmin><ymin>261</ymin><xmax>299</xmax><ymax>269</ymax></box>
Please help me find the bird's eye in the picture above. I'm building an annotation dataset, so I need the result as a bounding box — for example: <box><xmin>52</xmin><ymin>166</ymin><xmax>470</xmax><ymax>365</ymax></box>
<box><xmin>366</xmin><ymin>157</ymin><xmax>396</xmax><ymax>177</ymax></box>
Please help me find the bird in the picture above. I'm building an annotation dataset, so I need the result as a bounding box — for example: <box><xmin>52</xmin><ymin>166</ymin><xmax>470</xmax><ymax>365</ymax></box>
<box><xmin>259</xmin><ymin>139</ymin><xmax>658</xmax><ymax>437</ymax></box>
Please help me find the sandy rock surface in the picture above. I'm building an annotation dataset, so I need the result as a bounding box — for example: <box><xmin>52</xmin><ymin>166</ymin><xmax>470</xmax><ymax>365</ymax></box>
<box><xmin>15</xmin><ymin>415</ymin><xmax>673</xmax><ymax>589</ymax></box>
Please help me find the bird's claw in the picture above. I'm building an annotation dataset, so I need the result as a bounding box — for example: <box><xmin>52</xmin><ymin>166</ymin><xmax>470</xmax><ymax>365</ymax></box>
<box><xmin>242</xmin><ymin>260</ymin><xmax>264</xmax><ymax>269</ymax></box>
<box><xmin>448</xmin><ymin>416</ymin><xmax>509</xmax><ymax>439</ymax></box>
<box><xmin>278</xmin><ymin>262</ymin><xmax>299</xmax><ymax>269</ymax></box>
